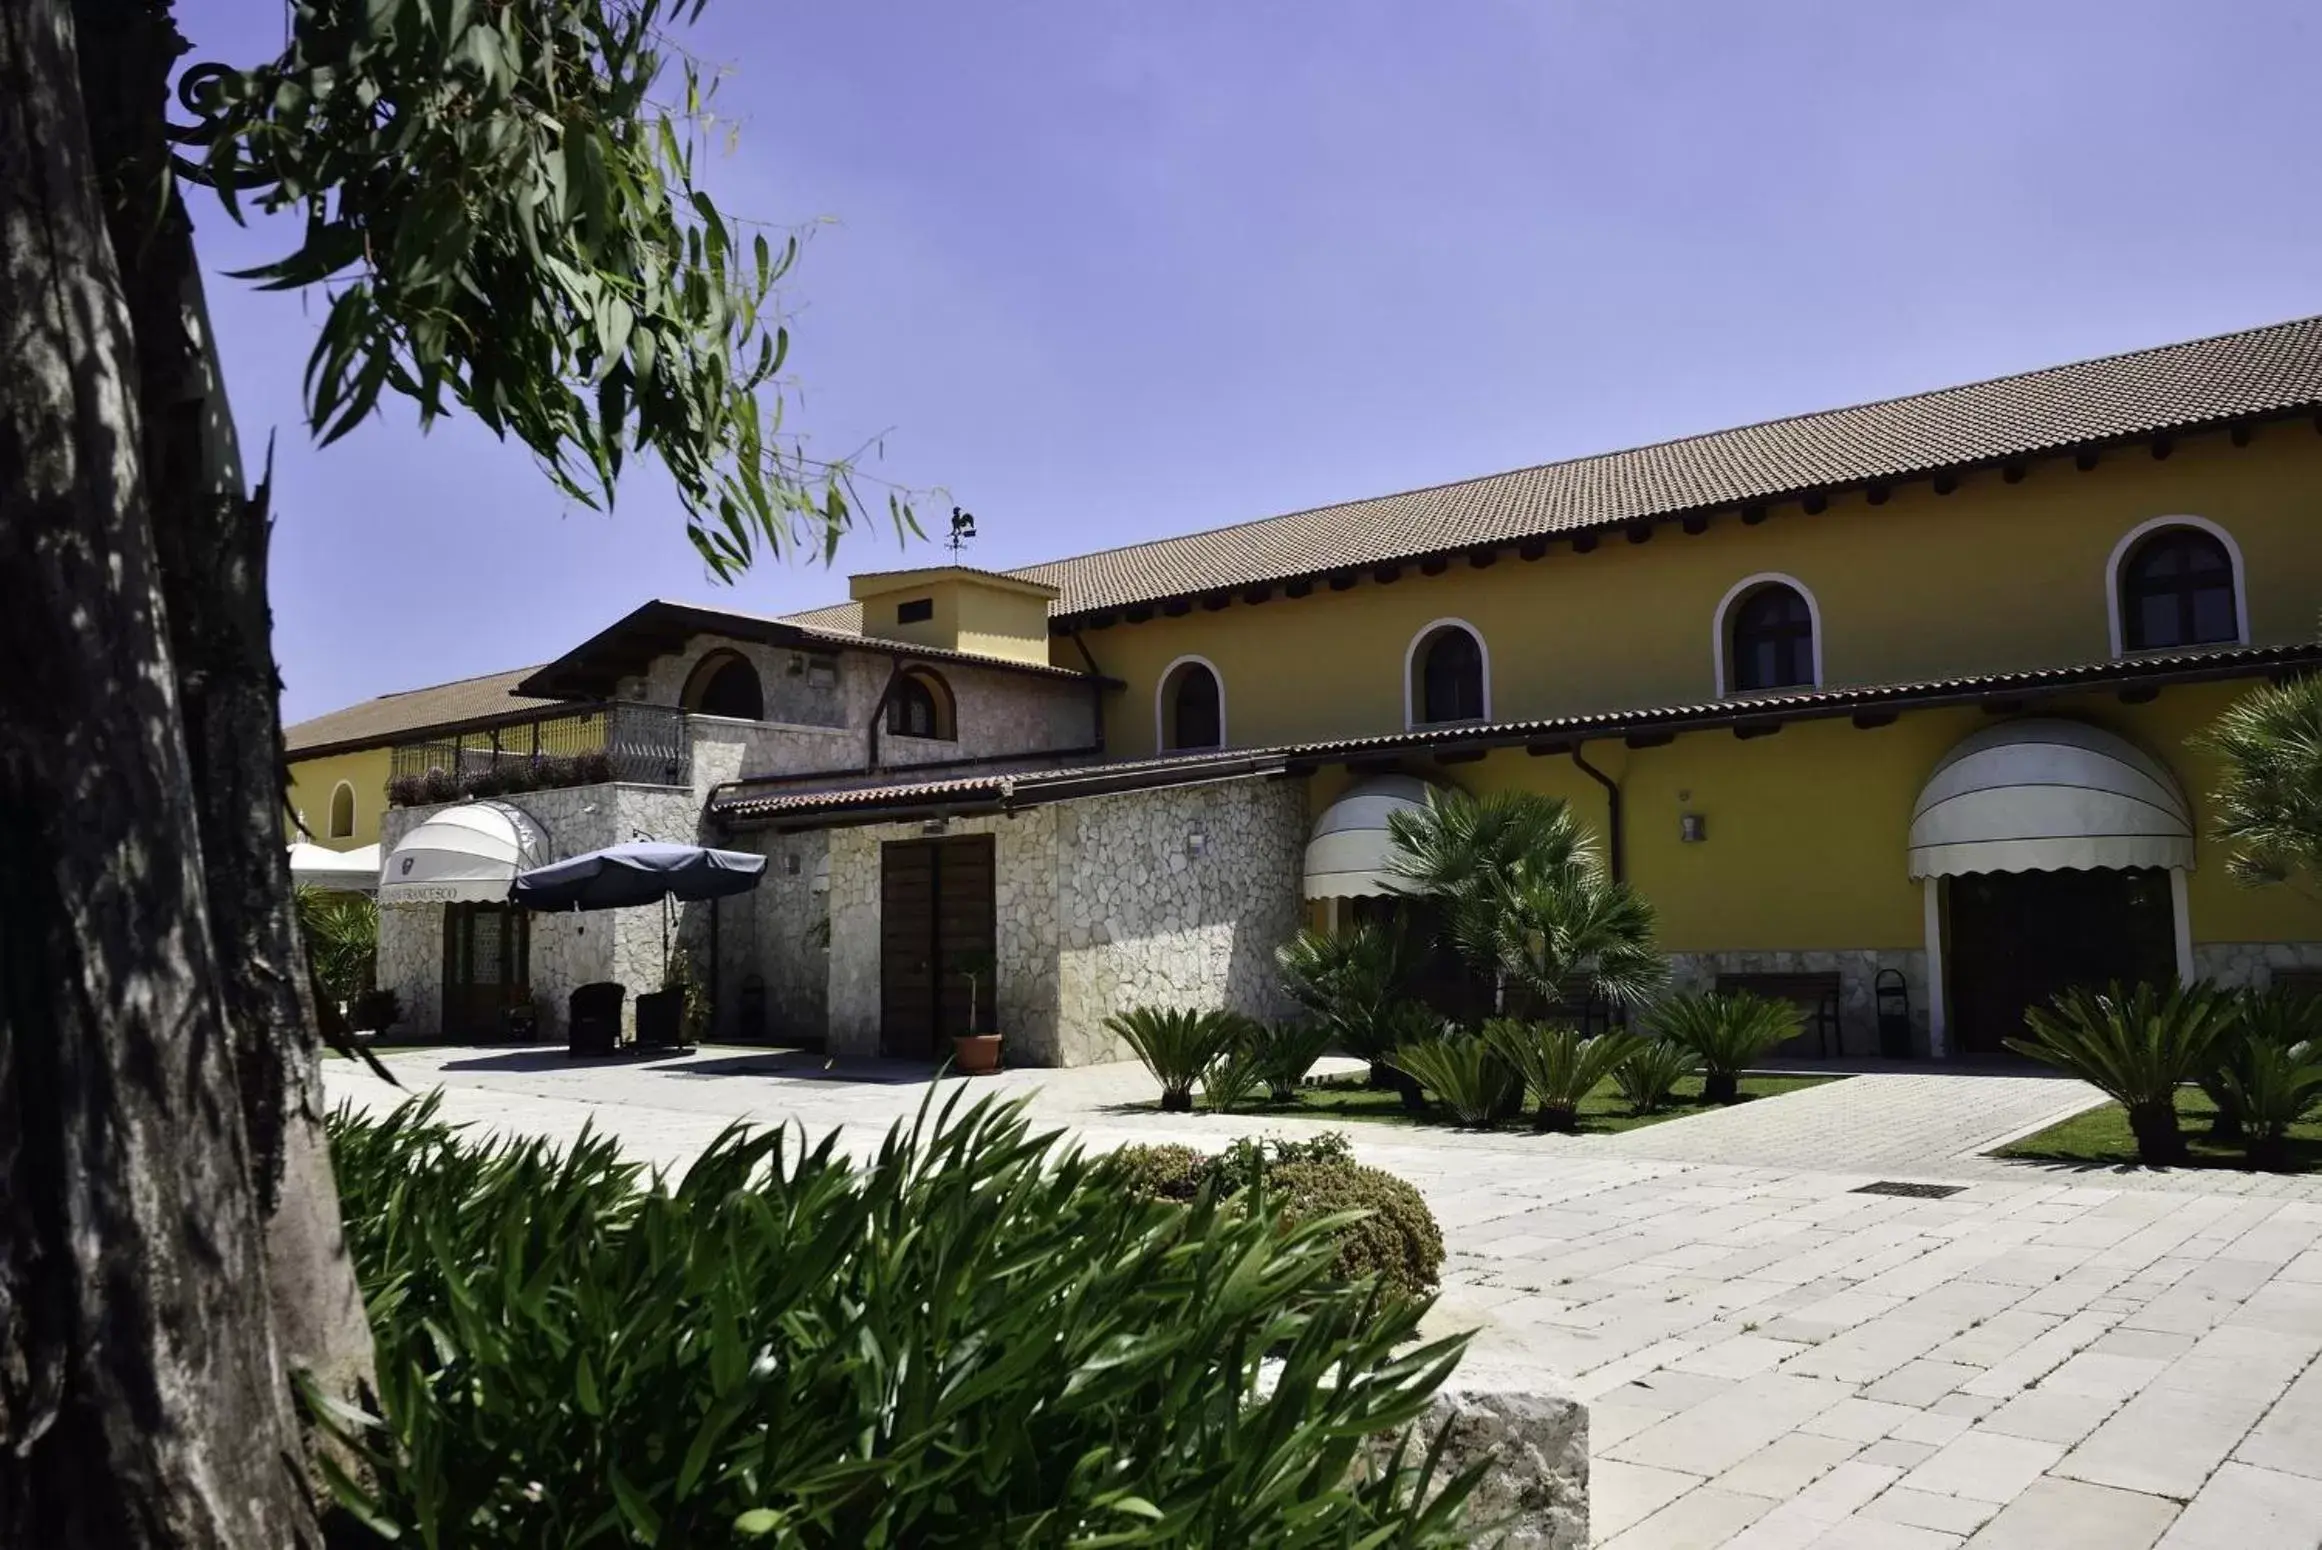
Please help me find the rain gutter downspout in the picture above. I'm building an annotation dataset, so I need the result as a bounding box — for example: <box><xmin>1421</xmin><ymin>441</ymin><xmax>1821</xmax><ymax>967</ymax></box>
<box><xmin>1570</xmin><ymin>743</ymin><xmax>1623</xmax><ymax>883</ymax></box>
<box><xmin>865</xmin><ymin>659</ymin><xmax>905</xmax><ymax>774</ymax></box>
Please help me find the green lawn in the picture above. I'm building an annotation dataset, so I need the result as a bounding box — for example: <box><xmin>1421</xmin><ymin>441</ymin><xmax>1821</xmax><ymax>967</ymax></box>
<box><xmin>1156</xmin><ymin>1071</ymin><xmax>1840</xmax><ymax>1135</ymax></box>
<box><xmin>1995</xmin><ymin>1090</ymin><xmax>2322</xmax><ymax>1174</ymax></box>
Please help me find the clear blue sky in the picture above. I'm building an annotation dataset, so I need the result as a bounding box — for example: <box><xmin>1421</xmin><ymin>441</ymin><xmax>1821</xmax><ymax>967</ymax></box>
<box><xmin>173</xmin><ymin>1</ymin><xmax>2322</xmax><ymax>723</ymax></box>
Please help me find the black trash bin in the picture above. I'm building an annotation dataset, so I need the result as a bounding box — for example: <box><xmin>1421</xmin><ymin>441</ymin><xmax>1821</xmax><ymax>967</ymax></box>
<box><xmin>569</xmin><ymin>982</ymin><xmax>624</xmax><ymax>1056</ymax></box>
<box><xmin>634</xmin><ymin>989</ymin><xmax>686</xmax><ymax>1052</ymax></box>
<box><xmin>1875</xmin><ymin>969</ymin><xmax>1914</xmax><ymax>1059</ymax></box>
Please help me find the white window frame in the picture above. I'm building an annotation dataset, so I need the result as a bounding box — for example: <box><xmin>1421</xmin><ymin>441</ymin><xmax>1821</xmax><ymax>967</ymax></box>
<box><xmin>2104</xmin><ymin>514</ymin><xmax>2250</xmax><ymax>658</ymax></box>
<box><xmin>1712</xmin><ymin>572</ymin><xmax>1824</xmax><ymax>699</ymax></box>
<box><xmin>327</xmin><ymin>780</ymin><xmax>357</xmax><ymax>840</ymax></box>
<box><xmin>1403</xmin><ymin>618</ymin><xmax>1491</xmax><ymax>730</ymax></box>
<box><xmin>1154</xmin><ymin>654</ymin><xmax>1226</xmax><ymax>751</ymax></box>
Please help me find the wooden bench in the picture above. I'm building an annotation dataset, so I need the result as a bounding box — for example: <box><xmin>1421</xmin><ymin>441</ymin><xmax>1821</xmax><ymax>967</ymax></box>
<box><xmin>1715</xmin><ymin>971</ymin><xmax>1843</xmax><ymax>1059</ymax></box>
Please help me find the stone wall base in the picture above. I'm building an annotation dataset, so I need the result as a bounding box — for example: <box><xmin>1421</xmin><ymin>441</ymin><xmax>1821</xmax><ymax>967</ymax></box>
<box><xmin>2191</xmin><ymin>940</ymin><xmax>2322</xmax><ymax>989</ymax></box>
<box><xmin>1666</xmin><ymin>948</ymin><xmax>1931</xmax><ymax>1058</ymax></box>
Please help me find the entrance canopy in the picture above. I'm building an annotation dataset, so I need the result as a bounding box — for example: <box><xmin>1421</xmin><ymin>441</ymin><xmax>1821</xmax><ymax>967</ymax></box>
<box><xmin>513</xmin><ymin>842</ymin><xmax>766</xmax><ymax>912</ymax></box>
<box><xmin>378</xmin><ymin>802</ymin><xmax>547</xmax><ymax>904</ymax></box>
<box><xmin>1908</xmin><ymin>718</ymin><xmax>2193</xmax><ymax>879</ymax></box>
<box><xmin>288</xmin><ymin>841</ymin><xmax>380</xmax><ymax>894</ymax></box>
<box><xmin>1303</xmin><ymin>775</ymin><xmax>1442</xmax><ymax>899</ymax></box>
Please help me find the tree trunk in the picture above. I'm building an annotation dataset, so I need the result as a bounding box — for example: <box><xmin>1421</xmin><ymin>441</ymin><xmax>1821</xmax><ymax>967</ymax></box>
<box><xmin>71</xmin><ymin>0</ymin><xmax>375</xmax><ymax>1431</ymax></box>
<box><xmin>0</xmin><ymin>1</ymin><xmax>315</xmax><ymax>1541</ymax></box>
<box><xmin>1703</xmin><ymin>1070</ymin><xmax>1740</xmax><ymax>1105</ymax></box>
<box><xmin>2126</xmin><ymin>1101</ymin><xmax>2185</xmax><ymax>1167</ymax></box>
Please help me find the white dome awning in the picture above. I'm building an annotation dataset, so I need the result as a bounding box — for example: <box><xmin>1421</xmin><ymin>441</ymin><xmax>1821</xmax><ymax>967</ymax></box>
<box><xmin>1908</xmin><ymin>719</ymin><xmax>2193</xmax><ymax>879</ymax></box>
<box><xmin>378</xmin><ymin>802</ymin><xmax>547</xmax><ymax>904</ymax></box>
<box><xmin>1304</xmin><ymin>775</ymin><xmax>1444</xmax><ymax>899</ymax></box>
<box><xmin>289</xmin><ymin>841</ymin><xmax>381</xmax><ymax>894</ymax></box>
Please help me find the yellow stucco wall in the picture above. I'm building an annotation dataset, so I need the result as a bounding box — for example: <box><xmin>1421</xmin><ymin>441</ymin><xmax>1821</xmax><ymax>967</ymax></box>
<box><xmin>1078</xmin><ymin>429</ymin><xmax>2322</xmax><ymax>760</ymax></box>
<box><xmin>1300</xmin><ymin>681</ymin><xmax>2322</xmax><ymax>953</ymax></box>
<box><xmin>286</xmin><ymin>748</ymin><xmax>391</xmax><ymax>849</ymax></box>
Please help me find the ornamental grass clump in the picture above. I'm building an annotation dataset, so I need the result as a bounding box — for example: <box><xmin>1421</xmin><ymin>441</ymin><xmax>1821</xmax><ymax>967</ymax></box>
<box><xmin>1481</xmin><ymin>1019</ymin><xmax>1645</xmax><ymax>1132</ymax></box>
<box><xmin>1106</xmin><ymin>1005</ymin><xmax>1248</xmax><ymax>1111</ymax></box>
<box><xmin>1652</xmin><ymin>990</ymin><xmax>1803</xmax><ymax>1104</ymax></box>
<box><xmin>2007</xmin><ymin>981</ymin><xmax>2239</xmax><ymax>1166</ymax></box>
<box><xmin>1613</xmin><ymin>1039</ymin><xmax>1700</xmax><ymax>1115</ymax></box>
<box><xmin>325</xmin><ymin>1095</ymin><xmax>1479</xmax><ymax>1546</ymax></box>
<box><xmin>1388</xmin><ymin>1034</ymin><xmax>1518</xmax><ymax>1128</ymax></box>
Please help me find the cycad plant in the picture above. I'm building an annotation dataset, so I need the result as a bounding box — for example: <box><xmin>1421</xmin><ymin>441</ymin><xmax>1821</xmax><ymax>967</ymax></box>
<box><xmin>2202</xmin><ymin>987</ymin><xmax>2313</xmax><ymax>1139</ymax></box>
<box><xmin>1614</xmin><ymin>1039</ymin><xmax>1700</xmax><ymax>1115</ymax></box>
<box><xmin>1652</xmin><ymin>991</ymin><xmax>1802</xmax><ymax>1104</ymax></box>
<box><xmin>2007</xmin><ymin>982</ymin><xmax>2240</xmax><ymax>1166</ymax></box>
<box><xmin>1481</xmin><ymin>1019</ymin><xmax>1645</xmax><ymax>1132</ymax></box>
<box><xmin>1389</xmin><ymin>1033</ymin><xmax>1519</xmax><ymax>1129</ymax></box>
<box><xmin>1277</xmin><ymin>922</ymin><xmax>1414</xmax><ymax>1086</ymax></box>
<box><xmin>1105</xmin><ymin>1006</ymin><xmax>1246</xmax><ymax>1112</ymax></box>
<box><xmin>1202</xmin><ymin>1035</ymin><xmax>1270</xmax><ymax>1115</ymax></box>
<box><xmin>1251</xmin><ymin>1021</ymin><xmax>1336</xmax><ymax>1103</ymax></box>
<box><xmin>1371</xmin><ymin>1000</ymin><xmax>1452</xmax><ymax>1111</ymax></box>
<box><xmin>2214</xmin><ymin>1035</ymin><xmax>2322</xmax><ymax>1171</ymax></box>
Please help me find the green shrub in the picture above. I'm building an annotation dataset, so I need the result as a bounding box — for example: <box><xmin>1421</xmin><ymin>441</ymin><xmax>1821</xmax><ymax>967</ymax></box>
<box><xmin>1653</xmin><ymin>991</ymin><xmax>1802</xmax><ymax>1103</ymax></box>
<box><xmin>2213</xmin><ymin>1021</ymin><xmax>2322</xmax><ymax>1171</ymax></box>
<box><xmin>1096</xmin><ymin>1133</ymin><xmax>1442</xmax><ymax>1301</ymax></box>
<box><xmin>1613</xmin><ymin>1039</ymin><xmax>1699</xmax><ymax>1114</ymax></box>
<box><xmin>1481</xmin><ymin>1019</ymin><xmax>1644</xmax><ymax>1132</ymax></box>
<box><xmin>2008</xmin><ymin>982</ymin><xmax>2239</xmax><ymax>1166</ymax></box>
<box><xmin>1107</xmin><ymin>1005</ymin><xmax>1247</xmax><ymax>1111</ymax></box>
<box><xmin>1252</xmin><ymin>1020</ymin><xmax>1335</xmax><ymax>1102</ymax></box>
<box><xmin>2206</xmin><ymin>988</ymin><xmax>2322</xmax><ymax>1140</ymax></box>
<box><xmin>1202</xmin><ymin>1037</ymin><xmax>1268</xmax><ymax>1114</ymax></box>
<box><xmin>326</xmin><ymin>1095</ymin><xmax>1478</xmax><ymax>1547</ymax></box>
<box><xmin>1389</xmin><ymin>1034</ymin><xmax>1518</xmax><ymax>1128</ymax></box>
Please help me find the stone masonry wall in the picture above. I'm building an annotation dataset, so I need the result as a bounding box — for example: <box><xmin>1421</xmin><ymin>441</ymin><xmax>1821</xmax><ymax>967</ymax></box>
<box><xmin>2192</xmin><ymin>940</ymin><xmax>2322</xmax><ymax>989</ymax></box>
<box><xmin>1665</xmin><ymin>949</ymin><xmax>1931</xmax><ymax>1058</ymax></box>
<box><xmin>822</xmin><ymin>777</ymin><xmax>1306</xmax><ymax>1067</ymax></box>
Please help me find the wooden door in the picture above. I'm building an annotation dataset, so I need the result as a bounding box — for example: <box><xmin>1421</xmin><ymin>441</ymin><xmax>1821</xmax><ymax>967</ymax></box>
<box><xmin>879</xmin><ymin>835</ymin><xmax>996</xmax><ymax>1059</ymax></box>
<box><xmin>1945</xmin><ymin>867</ymin><xmax>2176</xmax><ymax>1056</ymax></box>
<box><xmin>442</xmin><ymin>902</ymin><xmax>530</xmax><ymax>1039</ymax></box>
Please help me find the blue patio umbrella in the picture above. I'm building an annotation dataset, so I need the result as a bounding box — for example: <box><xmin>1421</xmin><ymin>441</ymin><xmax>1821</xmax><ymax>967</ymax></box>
<box><xmin>512</xmin><ymin>842</ymin><xmax>766</xmax><ymax>911</ymax></box>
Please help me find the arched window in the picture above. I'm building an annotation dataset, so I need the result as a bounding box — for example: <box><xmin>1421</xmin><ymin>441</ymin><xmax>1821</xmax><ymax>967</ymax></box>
<box><xmin>327</xmin><ymin>781</ymin><xmax>356</xmax><ymax>840</ymax></box>
<box><xmin>1730</xmin><ymin>583</ymin><xmax>1815</xmax><ymax>692</ymax></box>
<box><xmin>1713</xmin><ymin>573</ymin><xmax>1822</xmax><ymax>697</ymax></box>
<box><xmin>884</xmin><ymin>669</ymin><xmax>954</xmax><ymax>741</ymax></box>
<box><xmin>1157</xmin><ymin>657</ymin><xmax>1224</xmax><ymax>750</ymax></box>
<box><xmin>2117</xmin><ymin>524</ymin><xmax>2240</xmax><ymax>652</ymax></box>
<box><xmin>682</xmin><ymin>650</ymin><xmax>764</xmax><ymax>720</ymax></box>
<box><xmin>1407</xmin><ymin>621</ymin><xmax>1488</xmax><ymax>727</ymax></box>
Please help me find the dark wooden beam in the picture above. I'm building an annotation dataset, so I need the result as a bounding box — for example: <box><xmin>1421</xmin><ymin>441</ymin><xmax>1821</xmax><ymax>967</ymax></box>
<box><xmin>1433</xmin><ymin>748</ymin><xmax>1487</xmax><ymax>765</ymax></box>
<box><xmin>1681</xmin><ymin>513</ymin><xmax>1711</xmax><ymax>536</ymax></box>
<box><xmin>1851</xmin><ymin>710</ymin><xmax>1898</xmax><ymax>729</ymax></box>
<box><xmin>2075</xmin><ymin>449</ymin><xmax>2100</xmax><ymax>472</ymax></box>
<box><xmin>1284</xmin><ymin>578</ymin><xmax>1313</xmax><ymax>599</ymax></box>
<box><xmin>2150</xmin><ymin>435</ymin><xmax>2174</xmax><ymax>461</ymax></box>
<box><xmin>1328</xmin><ymin>573</ymin><xmax>1358</xmax><ymax>592</ymax></box>
<box><xmin>2001</xmin><ymin>462</ymin><xmax>2027</xmax><ymax>484</ymax></box>
<box><xmin>1518</xmin><ymin>539</ymin><xmax>1549</xmax><ymax>561</ymax></box>
<box><xmin>2230</xmin><ymin>424</ymin><xmax>2253</xmax><ymax>448</ymax></box>
<box><xmin>1200</xmin><ymin>593</ymin><xmax>1233</xmax><ymax>611</ymax></box>
<box><xmin>2118</xmin><ymin>685</ymin><xmax>2160</xmax><ymax>705</ymax></box>
<box><xmin>1240</xmin><ymin>585</ymin><xmax>1273</xmax><ymax>605</ymax></box>
<box><xmin>1571</xmin><ymin>532</ymin><xmax>1599</xmax><ymax>554</ymax></box>
<box><xmin>1084</xmin><ymin>613</ymin><xmax>1119</xmax><ymax>631</ymax></box>
<box><xmin>1420</xmin><ymin>556</ymin><xmax>1449</xmax><ymax>577</ymax></box>
<box><xmin>1980</xmin><ymin>696</ymin><xmax>2025</xmax><ymax>714</ymax></box>
<box><xmin>1161</xmin><ymin>598</ymin><xmax>1192</xmax><ymax>617</ymax></box>
<box><xmin>1742</xmin><ymin>505</ymin><xmax>1769</xmax><ymax>525</ymax></box>
<box><xmin>1469</xmin><ymin>549</ymin><xmax>1499</xmax><ymax>568</ymax></box>
<box><xmin>1624</xmin><ymin>521</ymin><xmax>1654</xmax><ymax>545</ymax></box>
<box><xmin>1373</xmin><ymin>563</ymin><xmax>1402</xmax><ymax>584</ymax></box>
<box><xmin>1801</xmin><ymin>493</ymin><xmax>1828</xmax><ymax>515</ymax></box>
<box><xmin>1124</xmin><ymin>605</ymin><xmax>1154</xmax><ymax>625</ymax></box>
<box><xmin>1345</xmin><ymin>755</ymin><xmax>1402</xmax><ymax>776</ymax></box>
<box><xmin>1623</xmin><ymin>729</ymin><xmax>1675</xmax><ymax>750</ymax></box>
<box><xmin>1866</xmin><ymin>484</ymin><xmax>1891</xmax><ymax>507</ymax></box>
<box><xmin>1733</xmin><ymin>721</ymin><xmax>1782</xmax><ymax>740</ymax></box>
<box><xmin>1932</xmin><ymin>472</ymin><xmax>1959</xmax><ymax>495</ymax></box>
<box><xmin>1525</xmin><ymin>739</ymin><xmax>1575</xmax><ymax>757</ymax></box>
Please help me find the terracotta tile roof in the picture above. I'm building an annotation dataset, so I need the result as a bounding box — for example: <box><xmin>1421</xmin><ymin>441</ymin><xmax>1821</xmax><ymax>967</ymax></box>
<box><xmin>284</xmin><ymin>667</ymin><xmax>561</xmax><ymax>756</ymax></box>
<box><xmin>710</xmin><ymin>641</ymin><xmax>2322</xmax><ymax>826</ymax></box>
<box><xmin>789</xmin><ymin>315</ymin><xmax>2322</xmax><ymax>633</ymax></box>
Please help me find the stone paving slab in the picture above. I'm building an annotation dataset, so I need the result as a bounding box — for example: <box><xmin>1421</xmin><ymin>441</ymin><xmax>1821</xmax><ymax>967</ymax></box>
<box><xmin>328</xmin><ymin>1049</ymin><xmax>2322</xmax><ymax>1548</ymax></box>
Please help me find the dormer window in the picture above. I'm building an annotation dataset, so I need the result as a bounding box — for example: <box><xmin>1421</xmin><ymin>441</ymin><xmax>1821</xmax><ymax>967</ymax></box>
<box><xmin>1407</xmin><ymin>621</ymin><xmax>1488</xmax><ymax>727</ymax></box>
<box><xmin>896</xmin><ymin>598</ymin><xmax>934</xmax><ymax>624</ymax></box>
<box><xmin>2118</xmin><ymin>526</ymin><xmax>2238</xmax><ymax>651</ymax></box>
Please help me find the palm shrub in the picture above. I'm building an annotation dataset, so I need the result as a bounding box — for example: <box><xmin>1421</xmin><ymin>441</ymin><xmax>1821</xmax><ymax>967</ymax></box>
<box><xmin>1201</xmin><ymin>1035</ymin><xmax>1269</xmax><ymax>1114</ymax></box>
<box><xmin>1251</xmin><ymin>1020</ymin><xmax>1335</xmax><ymax>1102</ymax></box>
<box><xmin>1614</xmin><ymin>1039</ymin><xmax>1700</xmax><ymax>1115</ymax></box>
<box><xmin>1371</xmin><ymin>999</ymin><xmax>1452</xmax><ymax>1111</ymax></box>
<box><xmin>297</xmin><ymin>884</ymin><xmax>379</xmax><ymax>1007</ymax></box>
<box><xmin>1389</xmin><ymin>1033</ymin><xmax>1518</xmax><ymax>1128</ymax></box>
<box><xmin>2200</xmin><ymin>987</ymin><xmax>2312</xmax><ymax>1139</ymax></box>
<box><xmin>1482</xmin><ymin>1019</ymin><xmax>1646</xmax><ymax>1132</ymax></box>
<box><xmin>1653</xmin><ymin>990</ymin><xmax>1802</xmax><ymax>1104</ymax></box>
<box><xmin>1106</xmin><ymin>1006</ymin><xmax>1246</xmax><ymax>1112</ymax></box>
<box><xmin>1277</xmin><ymin>922</ymin><xmax>1413</xmax><ymax>1085</ymax></box>
<box><xmin>2007</xmin><ymin>982</ymin><xmax>2240</xmax><ymax>1166</ymax></box>
<box><xmin>2197</xmin><ymin>674</ymin><xmax>2322</xmax><ymax>889</ymax></box>
<box><xmin>327</xmin><ymin>1094</ymin><xmax>1479</xmax><ymax>1546</ymax></box>
<box><xmin>2215</xmin><ymin>1036</ymin><xmax>2322</xmax><ymax>1170</ymax></box>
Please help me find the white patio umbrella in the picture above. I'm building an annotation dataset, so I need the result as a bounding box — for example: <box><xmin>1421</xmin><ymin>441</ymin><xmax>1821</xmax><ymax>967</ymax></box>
<box><xmin>287</xmin><ymin>841</ymin><xmax>381</xmax><ymax>894</ymax></box>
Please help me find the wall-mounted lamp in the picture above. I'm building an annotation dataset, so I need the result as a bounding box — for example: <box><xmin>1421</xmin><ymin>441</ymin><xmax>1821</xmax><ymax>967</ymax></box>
<box><xmin>1187</xmin><ymin>826</ymin><xmax>1207</xmax><ymax>860</ymax></box>
<box><xmin>1679</xmin><ymin>812</ymin><xmax>1707</xmax><ymax>844</ymax></box>
<box><xmin>921</xmin><ymin>816</ymin><xmax>949</xmax><ymax>836</ymax></box>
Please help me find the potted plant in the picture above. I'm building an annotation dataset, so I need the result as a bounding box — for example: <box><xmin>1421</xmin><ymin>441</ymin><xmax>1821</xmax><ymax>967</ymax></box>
<box><xmin>951</xmin><ymin>949</ymin><xmax>1002</xmax><ymax>1074</ymax></box>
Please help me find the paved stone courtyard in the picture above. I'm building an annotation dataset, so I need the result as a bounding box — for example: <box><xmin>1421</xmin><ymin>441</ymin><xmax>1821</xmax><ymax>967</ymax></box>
<box><xmin>329</xmin><ymin>1049</ymin><xmax>2322</xmax><ymax>1549</ymax></box>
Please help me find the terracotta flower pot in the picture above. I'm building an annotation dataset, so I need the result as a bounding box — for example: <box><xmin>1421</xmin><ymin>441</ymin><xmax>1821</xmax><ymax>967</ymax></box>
<box><xmin>951</xmin><ymin>1032</ymin><xmax>1003</xmax><ymax>1075</ymax></box>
